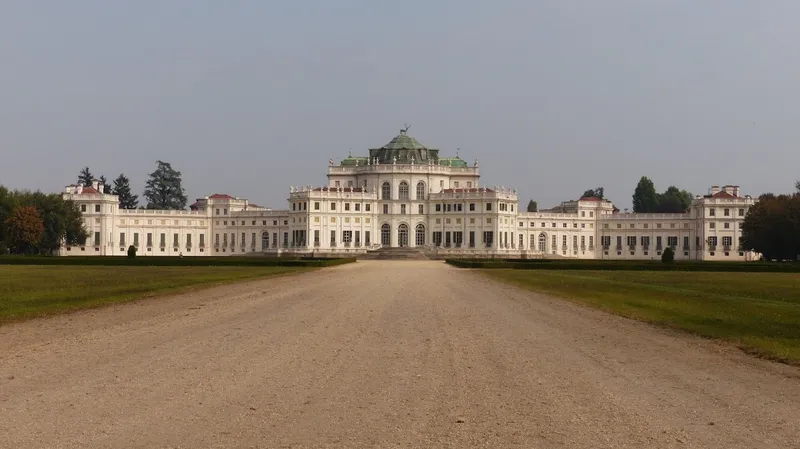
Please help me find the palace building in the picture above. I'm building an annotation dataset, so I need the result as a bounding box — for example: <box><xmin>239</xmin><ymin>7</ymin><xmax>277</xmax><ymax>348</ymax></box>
<box><xmin>60</xmin><ymin>128</ymin><xmax>758</xmax><ymax>261</ymax></box>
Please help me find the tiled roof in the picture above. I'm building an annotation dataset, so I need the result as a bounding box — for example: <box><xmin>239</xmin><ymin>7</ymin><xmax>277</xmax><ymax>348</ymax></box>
<box><xmin>578</xmin><ymin>196</ymin><xmax>603</xmax><ymax>202</ymax></box>
<box><xmin>78</xmin><ymin>187</ymin><xmax>100</xmax><ymax>194</ymax></box>
<box><xmin>209</xmin><ymin>193</ymin><xmax>235</xmax><ymax>199</ymax></box>
<box><xmin>709</xmin><ymin>191</ymin><xmax>736</xmax><ymax>199</ymax></box>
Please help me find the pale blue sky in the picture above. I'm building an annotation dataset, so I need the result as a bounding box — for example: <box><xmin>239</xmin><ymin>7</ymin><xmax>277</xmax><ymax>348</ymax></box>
<box><xmin>2</xmin><ymin>0</ymin><xmax>799</xmax><ymax>210</ymax></box>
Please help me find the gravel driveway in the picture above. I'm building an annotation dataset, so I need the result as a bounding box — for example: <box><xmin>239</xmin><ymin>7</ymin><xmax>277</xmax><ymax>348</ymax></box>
<box><xmin>1</xmin><ymin>260</ymin><xmax>798</xmax><ymax>448</ymax></box>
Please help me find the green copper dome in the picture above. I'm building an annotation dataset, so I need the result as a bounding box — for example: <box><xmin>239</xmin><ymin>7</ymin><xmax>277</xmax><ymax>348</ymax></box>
<box><xmin>367</xmin><ymin>128</ymin><xmax>440</xmax><ymax>165</ymax></box>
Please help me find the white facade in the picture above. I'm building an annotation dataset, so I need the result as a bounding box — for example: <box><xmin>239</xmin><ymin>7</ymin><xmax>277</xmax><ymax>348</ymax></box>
<box><xmin>60</xmin><ymin>131</ymin><xmax>758</xmax><ymax>261</ymax></box>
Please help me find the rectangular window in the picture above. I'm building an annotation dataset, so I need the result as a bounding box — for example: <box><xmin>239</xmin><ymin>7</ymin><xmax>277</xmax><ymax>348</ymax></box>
<box><xmin>365</xmin><ymin>231</ymin><xmax>371</xmax><ymax>246</ymax></box>
<box><xmin>283</xmin><ymin>232</ymin><xmax>289</xmax><ymax>247</ymax></box>
<box><xmin>683</xmin><ymin>236</ymin><xmax>689</xmax><ymax>249</ymax></box>
<box><xmin>616</xmin><ymin>236</ymin><xmax>622</xmax><ymax>249</ymax></box>
<box><xmin>223</xmin><ymin>233</ymin><xmax>227</xmax><ymax>247</ymax></box>
<box><xmin>199</xmin><ymin>234</ymin><xmax>204</xmax><ymax>247</ymax></box>
<box><xmin>272</xmin><ymin>233</ymin><xmax>278</xmax><ymax>247</ymax></box>
<box><xmin>173</xmin><ymin>233</ymin><xmax>179</xmax><ymax>247</ymax></box>
<box><xmin>738</xmin><ymin>208</ymin><xmax>745</xmax><ymax>216</ymax></box>
<box><xmin>366</xmin><ymin>204</ymin><xmax>371</xmax><ymax>212</ymax></box>
<box><xmin>469</xmin><ymin>231</ymin><xmax>475</xmax><ymax>247</ymax></box>
<box><xmin>667</xmin><ymin>236</ymin><xmax>678</xmax><ymax>247</ymax></box>
<box><xmin>119</xmin><ymin>233</ymin><xmax>125</xmax><ymax>246</ymax></box>
<box><xmin>436</xmin><ymin>204</ymin><xmax>441</xmax><ymax>212</ymax></box>
<box><xmin>160</xmin><ymin>233</ymin><xmax>166</xmax><ymax>248</ymax></box>
<box><xmin>187</xmin><ymin>234</ymin><xmax>192</xmax><ymax>247</ymax></box>
<box><xmin>94</xmin><ymin>204</ymin><xmax>100</xmax><ymax>213</ymax></box>
<box><xmin>251</xmin><ymin>232</ymin><xmax>255</xmax><ymax>247</ymax></box>
<box><xmin>722</xmin><ymin>236</ymin><xmax>733</xmax><ymax>248</ymax></box>
<box><xmin>656</xmin><ymin>236</ymin><xmax>662</xmax><ymax>249</ymax></box>
<box><xmin>708</xmin><ymin>236</ymin><xmax>718</xmax><ymax>248</ymax></box>
<box><xmin>147</xmin><ymin>233</ymin><xmax>153</xmax><ymax>247</ymax></box>
<box><xmin>345</xmin><ymin>203</ymin><xmax>350</xmax><ymax>211</ymax></box>
<box><xmin>627</xmin><ymin>236</ymin><xmax>636</xmax><ymax>247</ymax></box>
<box><xmin>330</xmin><ymin>230</ymin><xmax>336</xmax><ymax>246</ymax></box>
<box><xmin>401</xmin><ymin>204</ymin><xmax>406</xmax><ymax>214</ymax></box>
<box><xmin>641</xmin><ymin>236</ymin><xmax>650</xmax><ymax>248</ymax></box>
<box><xmin>331</xmin><ymin>202</ymin><xmax>336</xmax><ymax>211</ymax></box>
<box><xmin>94</xmin><ymin>232</ymin><xmax>100</xmax><ymax>246</ymax></box>
<box><xmin>709</xmin><ymin>209</ymin><xmax>715</xmax><ymax>216</ymax></box>
<box><xmin>343</xmin><ymin>230</ymin><xmax>352</xmax><ymax>244</ymax></box>
<box><xmin>314</xmin><ymin>230</ymin><xmax>320</xmax><ymax>246</ymax></box>
<box><xmin>355</xmin><ymin>231</ymin><xmax>361</xmax><ymax>246</ymax></box>
<box><xmin>589</xmin><ymin>236</ymin><xmax>594</xmax><ymax>249</ymax></box>
<box><xmin>314</xmin><ymin>202</ymin><xmax>320</xmax><ymax>210</ymax></box>
<box><xmin>230</xmin><ymin>233</ymin><xmax>235</xmax><ymax>247</ymax></box>
<box><xmin>469</xmin><ymin>203</ymin><xmax>475</xmax><ymax>211</ymax></box>
<box><xmin>433</xmin><ymin>231</ymin><xmax>443</xmax><ymax>246</ymax></box>
<box><xmin>355</xmin><ymin>203</ymin><xmax>360</xmax><ymax>211</ymax></box>
<box><xmin>486</xmin><ymin>203</ymin><xmax>492</xmax><ymax>211</ymax></box>
<box><xmin>241</xmin><ymin>232</ymin><xmax>246</xmax><ymax>246</ymax></box>
<box><xmin>418</xmin><ymin>204</ymin><xmax>424</xmax><ymax>214</ymax></box>
<box><xmin>724</xmin><ymin>208</ymin><xmax>730</xmax><ymax>216</ymax></box>
<box><xmin>710</xmin><ymin>222</ymin><xmax>716</xmax><ymax>229</ymax></box>
<box><xmin>134</xmin><ymin>233</ymin><xmax>140</xmax><ymax>247</ymax></box>
<box><xmin>383</xmin><ymin>204</ymin><xmax>389</xmax><ymax>214</ymax></box>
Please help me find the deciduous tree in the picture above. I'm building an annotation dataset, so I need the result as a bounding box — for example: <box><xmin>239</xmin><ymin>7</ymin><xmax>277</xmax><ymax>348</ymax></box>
<box><xmin>144</xmin><ymin>160</ymin><xmax>188</xmax><ymax>210</ymax></box>
<box><xmin>655</xmin><ymin>186</ymin><xmax>693</xmax><ymax>213</ymax></box>
<box><xmin>741</xmin><ymin>193</ymin><xmax>800</xmax><ymax>260</ymax></box>
<box><xmin>112</xmin><ymin>173</ymin><xmax>139</xmax><ymax>209</ymax></box>
<box><xmin>632</xmin><ymin>176</ymin><xmax>659</xmax><ymax>213</ymax></box>
<box><xmin>581</xmin><ymin>187</ymin><xmax>604</xmax><ymax>199</ymax></box>
<box><xmin>4</xmin><ymin>205</ymin><xmax>44</xmax><ymax>254</ymax></box>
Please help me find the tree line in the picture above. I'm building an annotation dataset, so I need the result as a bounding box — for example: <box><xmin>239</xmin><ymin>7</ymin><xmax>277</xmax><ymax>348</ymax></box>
<box><xmin>76</xmin><ymin>160</ymin><xmax>188</xmax><ymax>210</ymax></box>
<box><xmin>0</xmin><ymin>187</ymin><xmax>88</xmax><ymax>255</ymax></box>
<box><xmin>740</xmin><ymin>181</ymin><xmax>800</xmax><ymax>260</ymax></box>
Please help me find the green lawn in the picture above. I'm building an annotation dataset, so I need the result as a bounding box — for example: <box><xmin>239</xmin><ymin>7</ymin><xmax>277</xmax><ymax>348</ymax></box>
<box><xmin>483</xmin><ymin>270</ymin><xmax>800</xmax><ymax>364</ymax></box>
<box><xmin>0</xmin><ymin>265</ymin><xmax>310</xmax><ymax>323</ymax></box>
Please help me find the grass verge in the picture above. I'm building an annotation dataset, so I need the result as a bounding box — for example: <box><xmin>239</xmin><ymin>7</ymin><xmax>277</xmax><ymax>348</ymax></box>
<box><xmin>483</xmin><ymin>269</ymin><xmax>800</xmax><ymax>364</ymax></box>
<box><xmin>0</xmin><ymin>265</ymin><xmax>311</xmax><ymax>324</ymax></box>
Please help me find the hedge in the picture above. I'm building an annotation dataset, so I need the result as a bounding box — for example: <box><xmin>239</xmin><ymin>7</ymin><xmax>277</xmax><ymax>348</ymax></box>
<box><xmin>445</xmin><ymin>258</ymin><xmax>800</xmax><ymax>272</ymax></box>
<box><xmin>0</xmin><ymin>256</ymin><xmax>357</xmax><ymax>268</ymax></box>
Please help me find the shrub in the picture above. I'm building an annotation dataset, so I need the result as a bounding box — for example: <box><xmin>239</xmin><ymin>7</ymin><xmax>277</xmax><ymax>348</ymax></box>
<box><xmin>127</xmin><ymin>245</ymin><xmax>137</xmax><ymax>258</ymax></box>
<box><xmin>661</xmin><ymin>247</ymin><xmax>675</xmax><ymax>263</ymax></box>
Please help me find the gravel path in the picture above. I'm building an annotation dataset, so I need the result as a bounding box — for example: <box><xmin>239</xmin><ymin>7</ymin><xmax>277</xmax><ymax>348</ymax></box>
<box><xmin>1</xmin><ymin>260</ymin><xmax>799</xmax><ymax>448</ymax></box>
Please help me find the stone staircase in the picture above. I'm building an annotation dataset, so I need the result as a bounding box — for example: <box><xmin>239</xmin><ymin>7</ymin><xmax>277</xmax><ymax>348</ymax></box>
<box><xmin>359</xmin><ymin>247</ymin><xmax>429</xmax><ymax>260</ymax></box>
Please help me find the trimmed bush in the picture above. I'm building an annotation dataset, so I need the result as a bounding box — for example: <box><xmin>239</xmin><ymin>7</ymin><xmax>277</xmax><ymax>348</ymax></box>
<box><xmin>661</xmin><ymin>247</ymin><xmax>675</xmax><ymax>263</ymax></box>
<box><xmin>445</xmin><ymin>258</ymin><xmax>800</xmax><ymax>272</ymax></box>
<box><xmin>127</xmin><ymin>245</ymin><xmax>137</xmax><ymax>258</ymax></box>
<box><xmin>0</xmin><ymin>255</ymin><xmax>357</xmax><ymax>268</ymax></box>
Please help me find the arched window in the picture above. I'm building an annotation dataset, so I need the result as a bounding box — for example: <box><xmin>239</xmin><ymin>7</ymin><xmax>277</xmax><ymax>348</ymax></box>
<box><xmin>262</xmin><ymin>232</ymin><xmax>270</xmax><ymax>249</ymax></box>
<box><xmin>416</xmin><ymin>223</ymin><xmax>426</xmax><ymax>246</ymax></box>
<box><xmin>416</xmin><ymin>181</ymin><xmax>426</xmax><ymax>200</ymax></box>
<box><xmin>538</xmin><ymin>233</ymin><xmax>547</xmax><ymax>252</ymax></box>
<box><xmin>381</xmin><ymin>223</ymin><xmax>391</xmax><ymax>246</ymax></box>
<box><xmin>398</xmin><ymin>181</ymin><xmax>409</xmax><ymax>200</ymax></box>
<box><xmin>398</xmin><ymin>223</ymin><xmax>409</xmax><ymax>247</ymax></box>
<box><xmin>382</xmin><ymin>182</ymin><xmax>391</xmax><ymax>200</ymax></box>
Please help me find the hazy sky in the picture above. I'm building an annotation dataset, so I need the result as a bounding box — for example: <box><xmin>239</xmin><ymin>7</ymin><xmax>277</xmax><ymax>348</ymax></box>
<box><xmin>2</xmin><ymin>1</ymin><xmax>799</xmax><ymax>210</ymax></box>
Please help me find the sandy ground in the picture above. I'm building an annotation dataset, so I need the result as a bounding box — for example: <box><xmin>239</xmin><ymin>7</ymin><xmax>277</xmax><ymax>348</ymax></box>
<box><xmin>1</xmin><ymin>260</ymin><xmax>799</xmax><ymax>449</ymax></box>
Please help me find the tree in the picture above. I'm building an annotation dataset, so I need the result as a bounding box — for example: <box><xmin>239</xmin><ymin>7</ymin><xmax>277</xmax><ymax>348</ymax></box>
<box><xmin>632</xmin><ymin>176</ymin><xmax>659</xmax><ymax>213</ymax></box>
<box><xmin>740</xmin><ymin>193</ymin><xmax>800</xmax><ymax>260</ymax></box>
<box><xmin>795</xmin><ymin>180</ymin><xmax>799</xmax><ymax>193</ymax></box>
<box><xmin>98</xmin><ymin>175</ymin><xmax>108</xmax><ymax>191</ymax></box>
<box><xmin>661</xmin><ymin>247</ymin><xmax>675</xmax><ymax>263</ymax></box>
<box><xmin>143</xmin><ymin>160</ymin><xmax>188</xmax><ymax>210</ymax></box>
<box><xmin>581</xmin><ymin>187</ymin><xmax>604</xmax><ymax>199</ymax></box>
<box><xmin>78</xmin><ymin>167</ymin><xmax>94</xmax><ymax>187</ymax></box>
<box><xmin>4</xmin><ymin>205</ymin><xmax>44</xmax><ymax>254</ymax></box>
<box><xmin>655</xmin><ymin>186</ymin><xmax>693</xmax><ymax>213</ymax></box>
<box><xmin>127</xmin><ymin>245</ymin><xmax>137</xmax><ymax>258</ymax></box>
<box><xmin>526</xmin><ymin>200</ymin><xmax>538</xmax><ymax>212</ymax></box>
<box><xmin>0</xmin><ymin>187</ymin><xmax>88</xmax><ymax>255</ymax></box>
<box><xmin>112</xmin><ymin>173</ymin><xmax>139</xmax><ymax>209</ymax></box>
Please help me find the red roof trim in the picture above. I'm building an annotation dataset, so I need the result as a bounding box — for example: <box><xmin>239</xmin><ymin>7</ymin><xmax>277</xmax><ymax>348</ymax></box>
<box><xmin>209</xmin><ymin>193</ymin><xmax>235</xmax><ymax>199</ymax></box>
<box><xmin>78</xmin><ymin>187</ymin><xmax>100</xmax><ymax>194</ymax></box>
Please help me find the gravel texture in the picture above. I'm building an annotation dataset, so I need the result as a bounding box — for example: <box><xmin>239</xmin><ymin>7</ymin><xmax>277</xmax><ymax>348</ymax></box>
<box><xmin>1</xmin><ymin>260</ymin><xmax>799</xmax><ymax>448</ymax></box>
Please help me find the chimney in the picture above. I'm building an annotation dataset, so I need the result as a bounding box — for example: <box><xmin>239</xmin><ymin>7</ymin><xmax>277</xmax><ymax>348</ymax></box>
<box><xmin>65</xmin><ymin>185</ymin><xmax>74</xmax><ymax>193</ymax></box>
<box><xmin>76</xmin><ymin>184</ymin><xmax>83</xmax><ymax>194</ymax></box>
<box><xmin>92</xmin><ymin>179</ymin><xmax>99</xmax><ymax>191</ymax></box>
<box><xmin>732</xmin><ymin>185</ymin><xmax>740</xmax><ymax>197</ymax></box>
<box><xmin>710</xmin><ymin>185</ymin><xmax>720</xmax><ymax>195</ymax></box>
